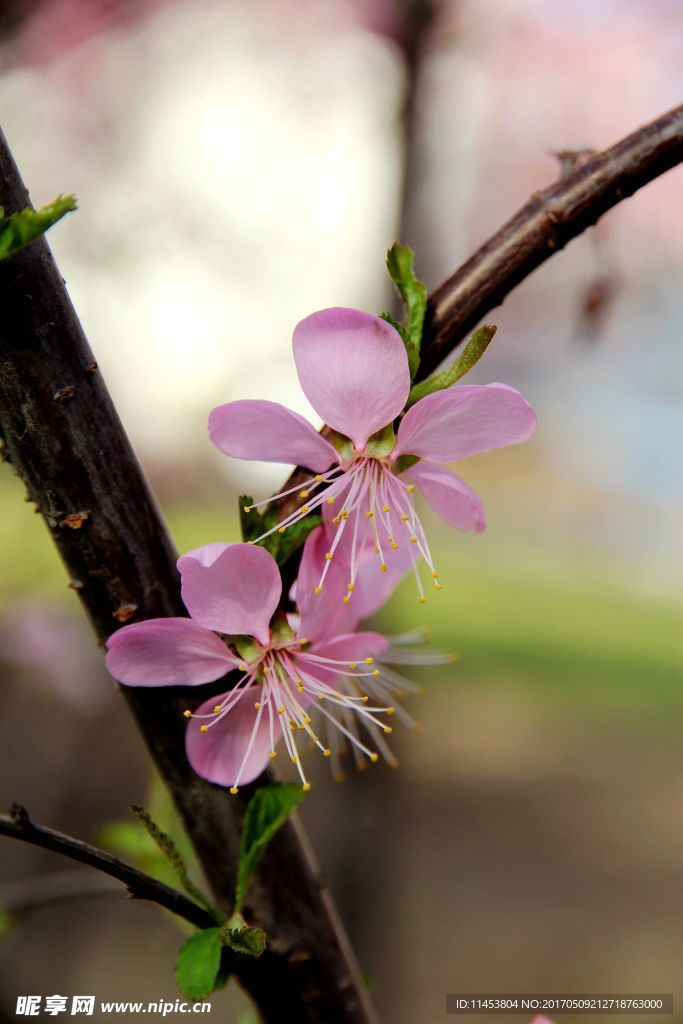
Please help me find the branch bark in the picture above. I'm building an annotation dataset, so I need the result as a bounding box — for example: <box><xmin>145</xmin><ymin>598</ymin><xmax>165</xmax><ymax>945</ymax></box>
<box><xmin>0</xmin><ymin>806</ymin><xmax>216</xmax><ymax>930</ymax></box>
<box><xmin>418</xmin><ymin>102</ymin><xmax>683</xmax><ymax>378</ymax></box>
<box><xmin>0</xmin><ymin>127</ymin><xmax>377</xmax><ymax>1024</ymax></box>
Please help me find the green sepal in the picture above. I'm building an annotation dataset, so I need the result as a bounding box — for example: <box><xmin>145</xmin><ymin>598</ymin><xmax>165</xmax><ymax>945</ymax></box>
<box><xmin>239</xmin><ymin>494</ymin><xmax>321</xmax><ymax>566</ymax></box>
<box><xmin>220</xmin><ymin>914</ymin><xmax>266</xmax><ymax>958</ymax></box>
<box><xmin>235</xmin><ymin>783</ymin><xmax>304</xmax><ymax>913</ymax></box>
<box><xmin>175</xmin><ymin>928</ymin><xmax>223</xmax><ymax>1001</ymax></box>
<box><xmin>326</xmin><ymin>429</ymin><xmax>355</xmax><ymax>463</ymax></box>
<box><xmin>392</xmin><ymin>454</ymin><xmax>419</xmax><ymax>475</ymax></box>
<box><xmin>232</xmin><ymin>636</ymin><xmax>262</xmax><ymax>663</ymax></box>
<box><xmin>129</xmin><ymin>806</ymin><xmax>219</xmax><ymax>921</ymax></box>
<box><xmin>269</xmin><ymin>612</ymin><xmax>296</xmax><ymax>647</ymax></box>
<box><xmin>365</xmin><ymin>423</ymin><xmax>395</xmax><ymax>459</ymax></box>
<box><xmin>406</xmin><ymin>325</ymin><xmax>497</xmax><ymax>408</ymax></box>
<box><xmin>0</xmin><ymin>194</ymin><xmax>77</xmax><ymax>261</ymax></box>
<box><xmin>385</xmin><ymin>242</ymin><xmax>427</xmax><ymax>380</ymax></box>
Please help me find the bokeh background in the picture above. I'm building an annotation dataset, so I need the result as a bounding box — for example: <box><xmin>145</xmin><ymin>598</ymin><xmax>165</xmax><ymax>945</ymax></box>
<box><xmin>1</xmin><ymin>1</ymin><xmax>682</xmax><ymax>1022</ymax></box>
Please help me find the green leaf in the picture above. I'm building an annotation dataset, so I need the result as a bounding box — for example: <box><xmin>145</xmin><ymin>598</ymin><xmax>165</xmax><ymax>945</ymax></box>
<box><xmin>235</xmin><ymin>784</ymin><xmax>304</xmax><ymax>913</ymax></box>
<box><xmin>406</xmin><ymin>324</ymin><xmax>497</xmax><ymax>408</ymax></box>
<box><xmin>175</xmin><ymin>928</ymin><xmax>222</xmax><ymax>1001</ymax></box>
<box><xmin>221</xmin><ymin>915</ymin><xmax>266</xmax><ymax>958</ymax></box>
<box><xmin>0</xmin><ymin>194</ymin><xmax>76</xmax><ymax>261</ymax></box>
<box><xmin>385</xmin><ymin>243</ymin><xmax>427</xmax><ymax>380</ymax></box>
<box><xmin>129</xmin><ymin>806</ymin><xmax>218</xmax><ymax>920</ymax></box>
<box><xmin>239</xmin><ymin>494</ymin><xmax>321</xmax><ymax>566</ymax></box>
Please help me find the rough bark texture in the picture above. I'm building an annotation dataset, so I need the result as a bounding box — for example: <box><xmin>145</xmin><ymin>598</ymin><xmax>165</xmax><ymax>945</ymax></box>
<box><xmin>0</xmin><ymin>127</ymin><xmax>377</xmax><ymax>1024</ymax></box>
<box><xmin>418</xmin><ymin>102</ymin><xmax>683</xmax><ymax>378</ymax></box>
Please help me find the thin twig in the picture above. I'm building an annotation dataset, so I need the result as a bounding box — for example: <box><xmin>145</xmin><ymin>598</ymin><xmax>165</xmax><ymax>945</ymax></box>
<box><xmin>418</xmin><ymin>102</ymin><xmax>683</xmax><ymax>378</ymax></box>
<box><xmin>0</xmin><ymin>806</ymin><xmax>215</xmax><ymax>930</ymax></box>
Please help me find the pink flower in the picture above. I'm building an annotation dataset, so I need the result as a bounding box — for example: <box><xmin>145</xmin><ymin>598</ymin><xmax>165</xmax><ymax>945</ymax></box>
<box><xmin>210</xmin><ymin>307</ymin><xmax>536</xmax><ymax>604</ymax></box>
<box><xmin>105</xmin><ymin>533</ymin><xmax>440</xmax><ymax>792</ymax></box>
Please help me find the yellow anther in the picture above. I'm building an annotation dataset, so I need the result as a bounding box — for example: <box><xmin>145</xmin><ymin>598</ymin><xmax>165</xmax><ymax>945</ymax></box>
<box><xmin>332</xmin><ymin>516</ymin><xmax>340</xmax><ymax>524</ymax></box>
<box><xmin>183</xmin><ymin>709</ymin><xmax>192</xmax><ymax>718</ymax></box>
<box><xmin>366</xmin><ymin>510</ymin><xmax>375</xmax><ymax>518</ymax></box>
<box><xmin>384</xmin><ymin>726</ymin><xmax>393</xmax><ymax>735</ymax></box>
<box><xmin>314</xmin><ymin>586</ymin><xmax>322</xmax><ymax>594</ymax></box>
<box><xmin>278</xmin><ymin>706</ymin><xmax>286</xmax><ymax>715</ymax></box>
<box><xmin>297</xmin><ymin>682</ymin><xmax>304</xmax><ymax>694</ymax></box>
<box><xmin>390</xmin><ymin>542</ymin><xmax>398</xmax><ymax>550</ymax></box>
<box><xmin>315</xmin><ymin>474</ymin><xmax>323</xmax><ymax>482</ymax></box>
<box><xmin>318</xmin><ymin>693</ymin><xmax>326</xmax><ymax>700</ymax></box>
<box><xmin>253</xmin><ymin>701</ymin><xmax>261</xmax><ymax>710</ymax></box>
<box><xmin>325</xmin><ymin>552</ymin><xmax>333</xmax><ymax>561</ymax></box>
<box><xmin>291</xmin><ymin>756</ymin><xmax>298</xmax><ymax>764</ymax></box>
<box><xmin>323</xmin><ymin>748</ymin><xmax>331</xmax><ymax>757</ymax></box>
<box><xmin>370</xmin><ymin>752</ymin><xmax>379</xmax><ymax>763</ymax></box>
<box><xmin>243</xmin><ymin>505</ymin><xmax>251</xmax><ymax>513</ymax></box>
<box><xmin>214</xmin><ymin>705</ymin><xmax>222</xmax><ymax>713</ymax></box>
<box><xmin>387</xmin><ymin>535</ymin><xmax>394</xmax><ymax>543</ymax></box>
<box><xmin>341</xmin><ymin>510</ymin><xmax>349</xmax><ymax>520</ymax></box>
<box><xmin>386</xmin><ymin>706</ymin><xmax>395</xmax><ymax>715</ymax></box>
<box><xmin>278</xmin><ymin>526</ymin><xmax>286</xmax><ymax>534</ymax></box>
<box><xmin>382</xmin><ymin>505</ymin><xmax>391</xmax><ymax>512</ymax></box>
<box><xmin>200</xmin><ymin>725</ymin><xmax>209</xmax><ymax>733</ymax></box>
<box><xmin>410</xmin><ymin>535</ymin><xmax>418</xmax><ymax>543</ymax></box>
<box><xmin>380</xmin><ymin>563</ymin><xmax>388</xmax><ymax>572</ymax></box>
<box><xmin>343</xmin><ymin>596</ymin><xmax>350</xmax><ymax>604</ymax></box>
<box><xmin>365</xmin><ymin>657</ymin><xmax>374</xmax><ymax>664</ymax></box>
<box><xmin>418</xmin><ymin>596</ymin><xmax>427</xmax><ymax>604</ymax></box>
<box><xmin>302</xmin><ymin>782</ymin><xmax>311</xmax><ymax>792</ymax></box>
<box><xmin>334</xmin><ymin>771</ymin><xmax>346</xmax><ymax>783</ymax></box>
<box><xmin>406</xmin><ymin>484</ymin><xmax>415</xmax><ymax>493</ymax></box>
<box><xmin>299</xmin><ymin>490</ymin><xmax>310</xmax><ymax>498</ymax></box>
<box><xmin>400</xmin><ymin>514</ymin><xmax>409</xmax><ymax>521</ymax></box>
<box><xmin>229</xmin><ymin>786</ymin><xmax>239</xmax><ymax>794</ymax></box>
<box><xmin>434</xmin><ymin>583</ymin><xmax>443</xmax><ymax>590</ymax></box>
<box><xmin>326</xmin><ymin>496</ymin><xmax>335</xmax><ymax>504</ymax></box>
<box><xmin>301</xmin><ymin>505</ymin><xmax>310</xmax><ymax>514</ymax></box>
<box><xmin>373</xmin><ymin>669</ymin><xmax>380</xmax><ymax>677</ymax></box>
<box><xmin>304</xmin><ymin>715</ymin><xmax>312</xmax><ymax>724</ymax></box>
<box><xmin>238</xmin><ymin>662</ymin><xmax>247</xmax><ymax>671</ymax></box>
<box><xmin>347</xmin><ymin>582</ymin><xmax>355</xmax><ymax>592</ymax></box>
<box><xmin>299</xmin><ymin>638</ymin><xmax>307</xmax><ymax>645</ymax></box>
<box><xmin>348</xmin><ymin>661</ymin><xmax>357</xmax><ymax>669</ymax></box>
<box><xmin>431</xmin><ymin>570</ymin><xmax>439</xmax><ymax>578</ymax></box>
<box><xmin>268</xmin><ymin>750</ymin><xmax>277</xmax><ymax>759</ymax></box>
<box><xmin>388</xmin><ymin>757</ymin><xmax>399</xmax><ymax>769</ymax></box>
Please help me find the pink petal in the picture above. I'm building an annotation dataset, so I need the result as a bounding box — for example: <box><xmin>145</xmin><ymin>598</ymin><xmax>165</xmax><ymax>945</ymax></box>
<box><xmin>178</xmin><ymin>543</ymin><xmax>281</xmax><ymax>646</ymax></box>
<box><xmin>293</xmin><ymin>307</ymin><xmax>410</xmax><ymax>450</ymax></box>
<box><xmin>403</xmin><ymin>461</ymin><xmax>486</xmax><ymax>533</ymax></box>
<box><xmin>393</xmin><ymin>383</ymin><xmax>536</xmax><ymax>463</ymax></box>
<box><xmin>308</xmin><ymin>630</ymin><xmax>389</xmax><ymax>664</ymax></box>
<box><xmin>185</xmin><ymin>692</ymin><xmax>272</xmax><ymax>788</ymax></box>
<box><xmin>295</xmin><ymin>526</ymin><xmax>348</xmax><ymax>642</ymax></box>
<box><xmin>209</xmin><ymin>399</ymin><xmax>338</xmax><ymax>472</ymax></box>
<box><xmin>105</xmin><ymin>618</ymin><xmax>236</xmax><ymax>688</ymax></box>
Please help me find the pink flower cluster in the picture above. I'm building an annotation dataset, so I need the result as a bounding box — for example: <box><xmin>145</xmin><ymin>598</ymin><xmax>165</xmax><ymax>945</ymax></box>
<box><xmin>106</xmin><ymin>308</ymin><xmax>536</xmax><ymax>792</ymax></box>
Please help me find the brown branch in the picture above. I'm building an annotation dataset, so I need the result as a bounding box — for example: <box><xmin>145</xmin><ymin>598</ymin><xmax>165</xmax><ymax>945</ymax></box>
<box><xmin>0</xmin><ymin>806</ymin><xmax>216</xmax><ymax>931</ymax></box>
<box><xmin>418</xmin><ymin>102</ymin><xmax>683</xmax><ymax>378</ymax></box>
<box><xmin>0</xmin><ymin>127</ymin><xmax>377</xmax><ymax>1024</ymax></box>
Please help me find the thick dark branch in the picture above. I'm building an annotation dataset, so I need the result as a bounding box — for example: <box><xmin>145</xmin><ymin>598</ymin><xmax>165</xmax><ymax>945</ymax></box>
<box><xmin>0</xmin><ymin>127</ymin><xmax>377</xmax><ymax>1024</ymax></box>
<box><xmin>418</xmin><ymin>102</ymin><xmax>683</xmax><ymax>378</ymax></box>
<box><xmin>0</xmin><ymin>806</ymin><xmax>215</xmax><ymax>930</ymax></box>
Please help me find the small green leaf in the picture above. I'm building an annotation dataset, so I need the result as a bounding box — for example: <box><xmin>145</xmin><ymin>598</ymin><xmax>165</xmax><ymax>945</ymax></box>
<box><xmin>235</xmin><ymin>784</ymin><xmax>304</xmax><ymax>913</ymax></box>
<box><xmin>221</xmin><ymin>915</ymin><xmax>266</xmax><ymax>958</ymax></box>
<box><xmin>0</xmin><ymin>194</ymin><xmax>77</xmax><ymax>261</ymax></box>
<box><xmin>385</xmin><ymin>243</ymin><xmax>427</xmax><ymax>380</ymax></box>
<box><xmin>129</xmin><ymin>806</ymin><xmax>218</xmax><ymax>920</ymax></box>
<box><xmin>239</xmin><ymin>494</ymin><xmax>321</xmax><ymax>566</ymax></box>
<box><xmin>406</xmin><ymin>324</ymin><xmax>497</xmax><ymax>408</ymax></box>
<box><xmin>175</xmin><ymin>928</ymin><xmax>222</xmax><ymax>1001</ymax></box>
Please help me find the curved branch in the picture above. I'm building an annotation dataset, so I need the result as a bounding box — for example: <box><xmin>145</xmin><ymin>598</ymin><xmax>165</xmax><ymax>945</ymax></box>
<box><xmin>418</xmin><ymin>102</ymin><xmax>683</xmax><ymax>378</ymax></box>
<box><xmin>0</xmin><ymin>806</ymin><xmax>215</xmax><ymax>931</ymax></box>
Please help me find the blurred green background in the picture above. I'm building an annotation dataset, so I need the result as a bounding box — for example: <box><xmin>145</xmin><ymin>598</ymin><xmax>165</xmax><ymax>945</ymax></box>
<box><xmin>1</xmin><ymin>1</ymin><xmax>682</xmax><ymax>1022</ymax></box>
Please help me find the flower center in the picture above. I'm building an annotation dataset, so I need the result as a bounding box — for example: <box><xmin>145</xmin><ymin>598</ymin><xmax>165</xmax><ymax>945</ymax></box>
<box><xmin>244</xmin><ymin>456</ymin><xmax>441</xmax><ymax>603</ymax></box>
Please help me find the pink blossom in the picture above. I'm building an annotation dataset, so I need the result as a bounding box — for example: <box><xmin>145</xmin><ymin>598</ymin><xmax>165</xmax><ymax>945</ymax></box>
<box><xmin>210</xmin><ymin>307</ymin><xmax>536</xmax><ymax>603</ymax></box>
<box><xmin>106</xmin><ymin>533</ymin><xmax>442</xmax><ymax>792</ymax></box>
